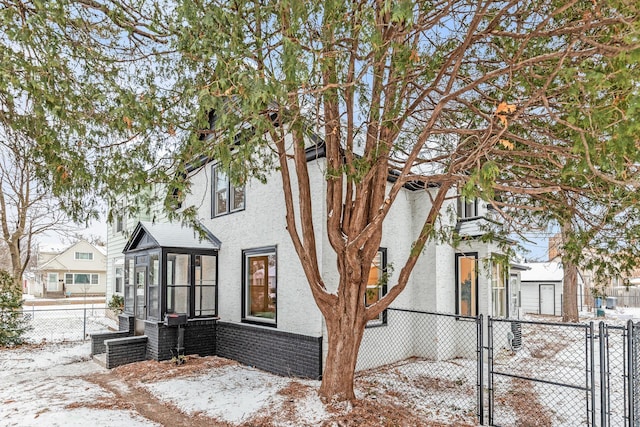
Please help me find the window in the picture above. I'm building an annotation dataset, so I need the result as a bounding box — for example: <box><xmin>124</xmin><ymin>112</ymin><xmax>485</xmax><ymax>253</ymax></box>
<box><xmin>243</xmin><ymin>247</ymin><xmax>276</xmax><ymax>324</ymax></box>
<box><xmin>75</xmin><ymin>252</ymin><xmax>93</xmax><ymax>260</ymax></box>
<box><xmin>457</xmin><ymin>196</ymin><xmax>477</xmax><ymax>219</ymax></box>
<box><xmin>195</xmin><ymin>255</ymin><xmax>217</xmax><ymax>317</ymax></box>
<box><xmin>365</xmin><ymin>249</ymin><xmax>387</xmax><ymax>325</ymax></box>
<box><xmin>115</xmin><ymin>213</ymin><xmax>124</xmax><ymax>233</ymax></box>
<box><xmin>456</xmin><ymin>253</ymin><xmax>478</xmax><ymax>316</ymax></box>
<box><xmin>164</xmin><ymin>253</ymin><xmax>217</xmax><ymax>318</ymax></box>
<box><xmin>212</xmin><ymin>166</ymin><xmax>245</xmax><ymax>217</ymax></box>
<box><xmin>148</xmin><ymin>254</ymin><xmax>160</xmax><ymax>320</ymax></box>
<box><xmin>167</xmin><ymin>253</ymin><xmax>190</xmax><ymax>315</ymax></box>
<box><xmin>65</xmin><ymin>273</ymin><xmax>99</xmax><ymax>286</ymax></box>
<box><xmin>491</xmin><ymin>262</ymin><xmax>507</xmax><ymax>317</ymax></box>
<box><xmin>115</xmin><ymin>266</ymin><xmax>123</xmax><ymax>293</ymax></box>
<box><xmin>124</xmin><ymin>259</ymin><xmax>134</xmax><ymax>314</ymax></box>
<box><xmin>113</xmin><ymin>201</ymin><xmax>125</xmax><ymax>233</ymax></box>
<box><xmin>510</xmin><ymin>274</ymin><xmax>519</xmax><ymax>317</ymax></box>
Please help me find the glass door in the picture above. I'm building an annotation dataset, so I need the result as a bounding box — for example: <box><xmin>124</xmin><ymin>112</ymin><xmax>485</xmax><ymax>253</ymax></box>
<box><xmin>134</xmin><ymin>266</ymin><xmax>147</xmax><ymax>335</ymax></box>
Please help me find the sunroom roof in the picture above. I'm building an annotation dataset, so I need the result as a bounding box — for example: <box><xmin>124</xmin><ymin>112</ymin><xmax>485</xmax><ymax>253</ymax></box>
<box><xmin>123</xmin><ymin>221</ymin><xmax>221</xmax><ymax>252</ymax></box>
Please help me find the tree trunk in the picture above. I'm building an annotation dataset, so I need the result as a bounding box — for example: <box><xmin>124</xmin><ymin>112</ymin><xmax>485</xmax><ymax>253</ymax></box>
<box><xmin>562</xmin><ymin>260</ymin><xmax>579</xmax><ymax>322</ymax></box>
<box><xmin>319</xmin><ymin>309</ymin><xmax>367</xmax><ymax>402</ymax></box>
<box><xmin>561</xmin><ymin>222</ymin><xmax>579</xmax><ymax>322</ymax></box>
<box><xmin>8</xmin><ymin>242</ymin><xmax>23</xmax><ymax>294</ymax></box>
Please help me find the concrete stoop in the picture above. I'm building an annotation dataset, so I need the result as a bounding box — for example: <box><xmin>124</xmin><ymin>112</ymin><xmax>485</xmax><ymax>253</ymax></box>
<box><xmin>93</xmin><ymin>353</ymin><xmax>107</xmax><ymax>368</ymax></box>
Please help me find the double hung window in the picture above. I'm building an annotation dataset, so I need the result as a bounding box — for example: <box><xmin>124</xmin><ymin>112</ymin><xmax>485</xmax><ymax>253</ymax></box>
<box><xmin>212</xmin><ymin>166</ymin><xmax>245</xmax><ymax>217</ymax></box>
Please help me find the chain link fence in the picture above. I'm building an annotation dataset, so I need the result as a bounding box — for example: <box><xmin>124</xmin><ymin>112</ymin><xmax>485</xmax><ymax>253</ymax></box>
<box><xmin>489</xmin><ymin>318</ymin><xmax>593</xmax><ymax>426</ymax></box>
<box><xmin>17</xmin><ymin>307</ymin><xmax>118</xmax><ymax>343</ymax></box>
<box><xmin>600</xmin><ymin>323</ymin><xmax>629</xmax><ymax>427</ymax></box>
<box><xmin>353</xmin><ymin>309</ymin><xmax>639</xmax><ymax>426</ymax></box>
<box><xmin>356</xmin><ymin>308</ymin><xmax>482</xmax><ymax>425</ymax></box>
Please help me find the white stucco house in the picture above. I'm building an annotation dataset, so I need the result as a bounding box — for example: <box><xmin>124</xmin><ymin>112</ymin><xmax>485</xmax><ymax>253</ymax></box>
<box><xmin>30</xmin><ymin>240</ymin><xmax>107</xmax><ymax>298</ymax></box>
<box><xmin>105</xmin><ymin>134</ymin><xmax>523</xmax><ymax>377</ymax></box>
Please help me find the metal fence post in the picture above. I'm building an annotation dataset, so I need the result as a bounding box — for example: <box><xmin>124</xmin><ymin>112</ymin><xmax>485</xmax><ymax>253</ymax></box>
<box><xmin>628</xmin><ymin>320</ymin><xmax>635</xmax><ymax>426</ymax></box>
<box><xmin>600</xmin><ymin>321</ymin><xmax>608</xmax><ymax>427</ymax></box>
<box><xmin>83</xmin><ymin>307</ymin><xmax>87</xmax><ymax>341</ymax></box>
<box><xmin>477</xmin><ymin>314</ymin><xmax>484</xmax><ymax>425</ymax></box>
<box><xmin>487</xmin><ymin>316</ymin><xmax>494</xmax><ymax>426</ymax></box>
<box><xmin>590</xmin><ymin>321</ymin><xmax>596</xmax><ymax>427</ymax></box>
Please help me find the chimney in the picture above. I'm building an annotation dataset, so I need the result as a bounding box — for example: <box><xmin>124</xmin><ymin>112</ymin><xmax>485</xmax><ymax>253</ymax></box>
<box><xmin>548</xmin><ymin>233</ymin><xmax>562</xmax><ymax>261</ymax></box>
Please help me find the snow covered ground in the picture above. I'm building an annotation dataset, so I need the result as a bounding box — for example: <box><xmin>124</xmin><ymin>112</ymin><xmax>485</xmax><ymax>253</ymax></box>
<box><xmin>0</xmin><ymin>341</ymin><xmax>480</xmax><ymax>426</ymax></box>
<box><xmin>3</xmin><ymin>304</ymin><xmax>637</xmax><ymax>426</ymax></box>
<box><xmin>0</xmin><ymin>342</ymin><xmax>158</xmax><ymax>427</ymax></box>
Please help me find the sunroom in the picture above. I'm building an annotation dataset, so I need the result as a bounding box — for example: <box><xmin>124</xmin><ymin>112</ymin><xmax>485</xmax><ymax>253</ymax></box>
<box><xmin>119</xmin><ymin>221</ymin><xmax>220</xmax><ymax>360</ymax></box>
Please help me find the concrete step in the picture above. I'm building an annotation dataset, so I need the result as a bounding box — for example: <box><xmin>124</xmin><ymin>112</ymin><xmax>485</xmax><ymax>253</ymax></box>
<box><xmin>92</xmin><ymin>353</ymin><xmax>107</xmax><ymax>368</ymax></box>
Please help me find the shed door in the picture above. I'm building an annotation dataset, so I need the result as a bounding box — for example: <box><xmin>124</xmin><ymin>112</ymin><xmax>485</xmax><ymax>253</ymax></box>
<box><xmin>539</xmin><ymin>284</ymin><xmax>555</xmax><ymax>315</ymax></box>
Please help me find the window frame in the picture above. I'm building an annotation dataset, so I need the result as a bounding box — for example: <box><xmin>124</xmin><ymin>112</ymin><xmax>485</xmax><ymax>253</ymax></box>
<box><xmin>457</xmin><ymin>195</ymin><xmax>478</xmax><ymax>219</ymax></box>
<box><xmin>64</xmin><ymin>273</ymin><xmax>99</xmax><ymax>286</ymax></box>
<box><xmin>455</xmin><ymin>252</ymin><xmax>479</xmax><ymax>317</ymax></box>
<box><xmin>164</xmin><ymin>251</ymin><xmax>218</xmax><ymax>319</ymax></box>
<box><xmin>211</xmin><ymin>164</ymin><xmax>245</xmax><ymax>217</ymax></box>
<box><xmin>491</xmin><ymin>261</ymin><xmax>508</xmax><ymax>318</ymax></box>
<box><xmin>75</xmin><ymin>251</ymin><xmax>94</xmax><ymax>261</ymax></box>
<box><xmin>114</xmin><ymin>265</ymin><xmax>124</xmax><ymax>294</ymax></box>
<box><xmin>242</xmin><ymin>246</ymin><xmax>277</xmax><ymax>326</ymax></box>
<box><xmin>194</xmin><ymin>254</ymin><xmax>217</xmax><ymax>317</ymax></box>
<box><xmin>365</xmin><ymin>248</ymin><xmax>388</xmax><ymax>327</ymax></box>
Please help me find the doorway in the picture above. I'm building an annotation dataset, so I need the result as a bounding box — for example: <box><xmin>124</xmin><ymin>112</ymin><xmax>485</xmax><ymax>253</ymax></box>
<box><xmin>135</xmin><ymin>266</ymin><xmax>147</xmax><ymax>335</ymax></box>
<box><xmin>539</xmin><ymin>284</ymin><xmax>555</xmax><ymax>315</ymax></box>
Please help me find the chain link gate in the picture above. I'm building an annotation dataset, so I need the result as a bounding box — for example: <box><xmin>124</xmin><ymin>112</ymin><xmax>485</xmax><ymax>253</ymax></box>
<box><xmin>487</xmin><ymin>317</ymin><xmax>635</xmax><ymax>426</ymax></box>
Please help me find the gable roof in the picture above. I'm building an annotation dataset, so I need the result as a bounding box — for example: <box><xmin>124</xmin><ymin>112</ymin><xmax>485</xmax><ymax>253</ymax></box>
<box><xmin>123</xmin><ymin>221</ymin><xmax>221</xmax><ymax>253</ymax></box>
<box><xmin>520</xmin><ymin>261</ymin><xmax>564</xmax><ymax>282</ymax></box>
<box><xmin>37</xmin><ymin>240</ymin><xmax>106</xmax><ymax>271</ymax></box>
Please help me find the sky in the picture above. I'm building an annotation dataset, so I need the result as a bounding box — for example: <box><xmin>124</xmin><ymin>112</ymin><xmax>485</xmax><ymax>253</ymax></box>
<box><xmin>38</xmin><ymin>216</ymin><xmax>108</xmax><ymax>249</ymax></box>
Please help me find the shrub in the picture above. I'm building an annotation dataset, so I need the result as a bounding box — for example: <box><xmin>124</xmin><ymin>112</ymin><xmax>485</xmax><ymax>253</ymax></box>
<box><xmin>108</xmin><ymin>294</ymin><xmax>124</xmax><ymax>315</ymax></box>
<box><xmin>0</xmin><ymin>270</ymin><xmax>29</xmax><ymax>347</ymax></box>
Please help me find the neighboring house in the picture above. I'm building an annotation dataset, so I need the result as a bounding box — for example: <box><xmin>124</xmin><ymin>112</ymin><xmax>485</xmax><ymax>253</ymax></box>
<box><xmin>105</xmin><ymin>193</ymin><xmax>165</xmax><ymax>306</ymax></box>
<box><xmin>106</xmin><ymin>136</ymin><xmax>523</xmax><ymax>377</ymax></box>
<box><xmin>31</xmin><ymin>240</ymin><xmax>107</xmax><ymax>298</ymax></box>
<box><xmin>520</xmin><ymin>260</ymin><xmax>584</xmax><ymax>316</ymax></box>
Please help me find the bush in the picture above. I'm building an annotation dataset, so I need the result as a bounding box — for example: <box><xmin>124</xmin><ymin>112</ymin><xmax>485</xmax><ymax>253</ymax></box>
<box><xmin>0</xmin><ymin>270</ymin><xmax>29</xmax><ymax>347</ymax></box>
<box><xmin>108</xmin><ymin>294</ymin><xmax>124</xmax><ymax>315</ymax></box>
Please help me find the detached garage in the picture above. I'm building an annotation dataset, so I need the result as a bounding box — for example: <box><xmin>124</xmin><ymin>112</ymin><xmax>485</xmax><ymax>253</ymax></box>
<box><xmin>520</xmin><ymin>261</ymin><xmax>583</xmax><ymax>316</ymax></box>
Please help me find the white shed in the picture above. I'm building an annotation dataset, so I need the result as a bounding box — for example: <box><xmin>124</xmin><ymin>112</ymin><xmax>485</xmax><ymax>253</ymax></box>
<box><xmin>519</xmin><ymin>261</ymin><xmax>583</xmax><ymax>316</ymax></box>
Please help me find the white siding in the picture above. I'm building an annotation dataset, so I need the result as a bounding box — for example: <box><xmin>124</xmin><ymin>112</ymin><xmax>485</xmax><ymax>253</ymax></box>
<box><xmin>521</xmin><ymin>281</ymin><xmax>563</xmax><ymax>316</ymax></box>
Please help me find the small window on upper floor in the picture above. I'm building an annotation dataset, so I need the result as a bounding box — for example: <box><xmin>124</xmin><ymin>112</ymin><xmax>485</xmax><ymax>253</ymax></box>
<box><xmin>75</xmin><ymin>251</ymin><xmax>93</xmax><ymax>261</ymax></box>
<box><xmin>457</xmin><ymin>196</ymin><xmax>477</xmax><ymax>219</ymax></box>
<box><xmin>113</xmin><ymin>201</ymin><xmax>125</xmax><ymax>234</ymax></box>
<box><xmin>212</xmin><ymin>165</ymin><xmax>245</xmax><ymax>217</ymax></box>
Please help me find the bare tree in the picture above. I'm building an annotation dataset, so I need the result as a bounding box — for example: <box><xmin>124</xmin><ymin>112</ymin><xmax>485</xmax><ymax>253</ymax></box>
<box><xmin>0</xmin><ymin>129</ymin><xmax>73</xmax><ymax>291</ymax></box>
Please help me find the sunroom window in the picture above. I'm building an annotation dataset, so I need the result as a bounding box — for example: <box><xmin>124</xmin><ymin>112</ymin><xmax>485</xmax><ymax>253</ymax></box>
<box><xmin>122</xmin><ymin>221</ymin><xmax>220</xmax><ymax>327</ymax></box>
